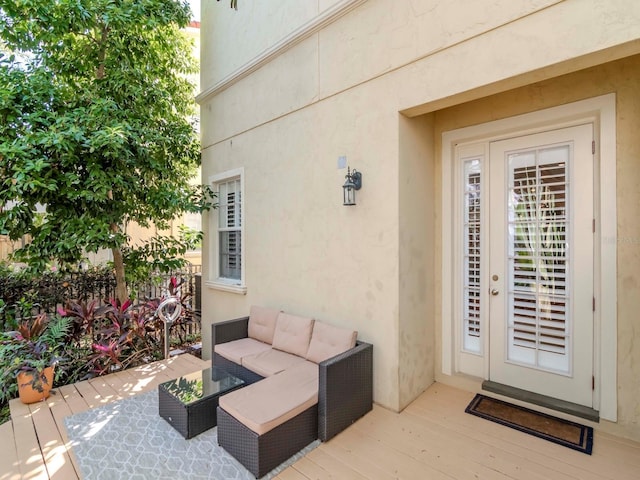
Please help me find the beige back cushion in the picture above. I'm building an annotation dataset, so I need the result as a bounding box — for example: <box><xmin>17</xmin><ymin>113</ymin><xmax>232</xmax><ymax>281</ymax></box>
<box><xmin>247</xmin><ymin>305</ymin><xmax>280</xmax><ymax>344</ymax></box>
<box><xmin>271</xmin><ymin>312</ymin><xmax>315</xmax><ymax>357</ymax></box>
<box><xmin>306</xmin><ymin>321</ymin><xmax>357</xmax><ymax>363</ymax></box>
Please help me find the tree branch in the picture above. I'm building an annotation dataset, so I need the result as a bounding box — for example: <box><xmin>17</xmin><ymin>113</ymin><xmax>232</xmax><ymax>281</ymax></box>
<box><xmin>95</xmin><ymin>25</ymin><xmax>110</xmax><ymax>80</ymax></box>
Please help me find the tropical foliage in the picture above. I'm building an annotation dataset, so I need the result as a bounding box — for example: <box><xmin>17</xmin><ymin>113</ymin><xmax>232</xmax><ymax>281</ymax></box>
<box><xmin>0</xmin><ymin>0</ymin><xmax>213</xmax><ymax>301</ymax></box>
<box><xmin>0</xmin><ymin>275</ymin><xmax>198</xmax><ymax>424</ymax></box>
<box><xmin>0</xmin><ymin>313</ymin><xmax>71</xmax><ymax>405</ymax></box>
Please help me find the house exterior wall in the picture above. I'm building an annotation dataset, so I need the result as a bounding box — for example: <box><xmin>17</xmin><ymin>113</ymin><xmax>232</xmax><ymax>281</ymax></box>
<box><xmin>398</xmin><ymin>113</ymin><xmax>436</xmax><ymax>409</ymax></box>
<box><xmin>201</xmin><ymin>1</ymin><xmax>340</xmax><ymax>88</ymax></box>
<box><xmin>199</xmin><ymin>0</ymin><xmax>640</xmax><ymax>431</ymax></box>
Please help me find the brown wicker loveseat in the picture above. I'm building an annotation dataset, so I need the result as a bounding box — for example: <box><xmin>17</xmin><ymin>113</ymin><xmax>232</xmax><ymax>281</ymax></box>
<box><xmin>212</xmin><ymin>306</ymin><xmax>373</xmax><ymax>478</ymax></box>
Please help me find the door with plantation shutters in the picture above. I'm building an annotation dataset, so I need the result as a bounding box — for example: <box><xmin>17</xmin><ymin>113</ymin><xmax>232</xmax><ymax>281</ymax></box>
<box><xmin>488</xmin><ymin>124</ymin><xmax>594</xmax><ymax>407</ymax></box>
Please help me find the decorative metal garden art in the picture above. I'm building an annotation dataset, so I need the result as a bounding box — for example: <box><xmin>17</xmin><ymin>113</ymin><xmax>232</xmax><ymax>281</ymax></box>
<box><xmin>156</xmin><ymin>297</ymin><xmax>182</xmax><ymax>359</ymax></box>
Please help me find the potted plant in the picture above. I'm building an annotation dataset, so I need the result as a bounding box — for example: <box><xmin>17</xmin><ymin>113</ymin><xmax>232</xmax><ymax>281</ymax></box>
<box><xmin>0</xmin><ymin>313</ymin><xmax>70</xmax><ymax>404</ymax></box>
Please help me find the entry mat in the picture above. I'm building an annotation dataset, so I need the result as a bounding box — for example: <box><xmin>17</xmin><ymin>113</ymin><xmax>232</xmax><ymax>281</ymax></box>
<box><xmin>64</xmin><ymin>390</ymin><xmax>319</xmax><ymax>479</ymax></box>
<box><xmin>465</xmin><ymin>394</ymin><xmax>593</xmax><ymax>455</ymax></box>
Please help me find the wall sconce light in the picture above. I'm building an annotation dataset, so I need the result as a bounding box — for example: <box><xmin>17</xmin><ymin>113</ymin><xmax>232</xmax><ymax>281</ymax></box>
<box><xmin>342</xmin><ymin>167</ymin><xmax>362</xmax><ymax>206</ymax></box>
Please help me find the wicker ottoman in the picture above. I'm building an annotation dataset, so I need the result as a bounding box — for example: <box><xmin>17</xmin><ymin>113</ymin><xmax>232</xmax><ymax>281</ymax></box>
<box><xmin>217</xmin><ymin>404</ymin><xmax>318</xmax><ymax>478</ymax></box>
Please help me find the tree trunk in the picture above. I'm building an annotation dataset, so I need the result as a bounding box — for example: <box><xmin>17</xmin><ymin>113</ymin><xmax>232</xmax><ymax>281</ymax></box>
<box><xmin>97</xmin><ymin>28</ymin><xmax>127</xmax><ymax>303</ymax></box>
<box><xmin>110</xmin><ymin>219</ymin><xmax>128</xmax><ymax>302</ymax></box>
<box><xmin>111</xmin><ymin>245</ymin><xmax>128</xmax><ymax>303</ymax></box>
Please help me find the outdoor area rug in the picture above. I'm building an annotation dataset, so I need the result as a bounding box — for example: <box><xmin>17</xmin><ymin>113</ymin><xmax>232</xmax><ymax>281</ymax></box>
<box><xmin>64</xmin><ymin>390</ymin><xmax>319</xmax><ymax>479</ymax></box>
<box><xmin>465</xmin><ymin>394</ymin><xmax>593</xmax><ymax>455</ymax></box>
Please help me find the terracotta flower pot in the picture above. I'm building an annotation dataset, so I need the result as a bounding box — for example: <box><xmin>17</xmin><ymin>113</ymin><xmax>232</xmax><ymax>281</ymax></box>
<box><xmin>17</xmin><ymin>366</ymin><xmax>55</xmax><ymax>404</ymax></box>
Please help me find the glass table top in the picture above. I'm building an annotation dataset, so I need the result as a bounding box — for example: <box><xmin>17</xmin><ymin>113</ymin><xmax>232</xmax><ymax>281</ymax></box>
<box><xmin>160</xmin><ymin>366</ymin><xmax>244</xmax><ymax>406</ymax></box>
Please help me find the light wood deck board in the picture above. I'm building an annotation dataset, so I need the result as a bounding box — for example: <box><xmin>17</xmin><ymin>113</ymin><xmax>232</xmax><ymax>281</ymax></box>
<box><xmin>383</xmin><ymin>394</ymin><xmax>576</xmax><ymax>480</ymax></box>
<box><xmin>26</xmin><ymin>402</ymin><xmax>77</xmax><ymax>480</ymax></box>
<box><xmin>5</xmin><ymin>355</ymin><xmax>207</xmax><ymax>480</ymax></box>
<box><xmin>310</xmin><ymin>430</ymin><xmax>398</xmax><ymax>480</ymax></box>
<box><xmin>302</xmin><ymin>448</ymin><xmax>371</xmax><ymax>479</ymax></box>
<box><xmin>405</xmin><ymin>384</ymin><xmax>635</xmax><ymax>480</ymax></box>
<box><xmin>330</xmin><ymin>425</ymin><xmax>457</xmax><ymax>480</ymax></box>
<box><xmin>350</xmin><ymin>410</ymin><xmax>507</xmax><ymax>480</ymax></box>
<box><xmin>378</xmin><ymin>406</ymin><xmax>569</xmax><ymax>480</ymax></box>
<box><xmin>282</xmin><ymin>457</ymin><xmax>331</xmax><ymax>480</ymax></box>
<box><xmin>4</xmin><ymin>358</ymin><xmax>640</xmax><ymax>480</ymax></box>
<box><xmin>44</xmin><ymin>388</ymin><xmax>81</xmax><ymax>477</ymax></box>
<box><xmin>281</xmin><ymin>382</ymin><xmax>640</xmax><ymax>480</ymax></box>
<box><xmin>55</xmin><ymin>384</ymin><xmax>90</xmax><ymax>416</ymax></box>
<box><xmin>86</xmin><ymin>376</ymin><xmax>123</xmax><ymax>402</ymax></box>
<box><xmin>0</xmin><ymin>420</ymin><xmax>21</xmax><ymax>480</ymax></box>
<box><xmin>9</xmin><ymin>398</ymin><xmax>48</xmax><ymax>480</ymax></box>
<box><xmin>273</xmin><ymin>465</ymin><xmax>309</xmax><ymax>480</ymax></box>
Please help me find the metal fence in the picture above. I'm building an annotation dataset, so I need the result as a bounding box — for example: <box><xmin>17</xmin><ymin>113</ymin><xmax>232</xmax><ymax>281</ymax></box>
<box><xmin>0</xmin><ymin>265</ymin><xmax>202</xmax><ymax>337</ymax></box>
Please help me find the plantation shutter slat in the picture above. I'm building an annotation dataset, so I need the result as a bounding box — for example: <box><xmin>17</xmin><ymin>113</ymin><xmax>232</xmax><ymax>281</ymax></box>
<box><xmin>218</xmin><ymin>178</ymin><xmax>242</xmax><ymax>280</ymax></box>
<box><xmin>507</xmin><ymin>145</ymin><xmax>570</xmax><ymax>371</ymax></box>
<box><xmin>463</xmin><ymin>159</ymin><xmax>482</xmax><ymax>353</ymax></box>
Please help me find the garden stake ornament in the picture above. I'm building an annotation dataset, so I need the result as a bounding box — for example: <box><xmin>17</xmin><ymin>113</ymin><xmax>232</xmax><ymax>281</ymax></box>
<box><xmin>156</xmin><ymin>297</ymin><xmax>182</xmax><ymax>359</ymax></box>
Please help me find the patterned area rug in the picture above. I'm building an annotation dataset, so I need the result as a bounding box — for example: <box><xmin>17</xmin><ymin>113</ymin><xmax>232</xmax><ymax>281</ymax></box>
<box><xmin>64</xmin><ymin>390</ymin><xmax>319</xmax><ymax>479</ymax></box>
<box><xmin>465</xmin><ymin>394</ymin><xmax>593</xmax><ymax>455</ymax></box>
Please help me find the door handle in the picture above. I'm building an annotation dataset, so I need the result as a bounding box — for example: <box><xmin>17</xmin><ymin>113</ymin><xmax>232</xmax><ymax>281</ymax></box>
<box><xmin>491</xmin><ymin>289</ymin><xmax>499</xmax><ymax>296</ymax></box>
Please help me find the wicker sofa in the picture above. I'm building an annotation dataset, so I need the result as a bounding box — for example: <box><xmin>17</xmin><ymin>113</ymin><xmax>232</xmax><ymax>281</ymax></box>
<box><xmin>212</xmin><ymin>306</ymin><xmax>373</xmax><ymax>478</ymax></box>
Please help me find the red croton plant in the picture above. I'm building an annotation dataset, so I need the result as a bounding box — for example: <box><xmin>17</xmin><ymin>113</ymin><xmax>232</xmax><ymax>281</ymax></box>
<box><xmin>58</xmin><ymin>277</ymin><xmax>196</xmax><ymax>376</ymax></box>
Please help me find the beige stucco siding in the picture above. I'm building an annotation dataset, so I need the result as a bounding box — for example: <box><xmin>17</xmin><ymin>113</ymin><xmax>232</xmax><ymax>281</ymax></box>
<box><xmin>200</xmin><ymin>35</ymin><xmax>320</xmax><ymax>147</ymax></box>
<box><xmin>201</xmin><ymin>0</ymin><xmax>640</xmax><ymax>147</ymax></box>
<box><xmin>318</xmin><ymin>0</ymin><xmax>563</xmax><ymax>99</ymax></box>
<box><xmin>398</xmin><ymin>114</ymin><xmax>436</xmax><ymax>409</ymax></box>
<box><xmin>201</xmin><ymin>1</ymin><xmax>337</xmax><ymax>88</ymax></box>
<box><xmin>200</xmin><ymin>0</ymin><xmax>640</xmax><ymax>432</ymax></box>
<box><xmin>201</xmin><ymin>94</ymin><xmax>403</xmax><ymax>409</ymax></box>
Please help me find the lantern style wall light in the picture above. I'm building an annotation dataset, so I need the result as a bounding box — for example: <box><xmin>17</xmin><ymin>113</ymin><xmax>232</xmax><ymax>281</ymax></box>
<box><xmin>342</xmin><ymin>167</ymin><xmax>362</xmax><ymax>206</ymax></box>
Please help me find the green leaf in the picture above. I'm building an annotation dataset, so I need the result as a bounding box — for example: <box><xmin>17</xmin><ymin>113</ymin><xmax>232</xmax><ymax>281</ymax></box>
<box><xmin>0</xmin><ymin>0</ymin><xmax>214</xmax><ymax>297</ymax></box>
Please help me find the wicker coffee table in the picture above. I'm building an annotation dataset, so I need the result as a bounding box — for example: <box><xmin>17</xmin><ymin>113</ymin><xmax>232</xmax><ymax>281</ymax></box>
<box><xmin>159</xmin><ymin>366</ymin><xmax>245</xmax><ymax>439</ymax></box>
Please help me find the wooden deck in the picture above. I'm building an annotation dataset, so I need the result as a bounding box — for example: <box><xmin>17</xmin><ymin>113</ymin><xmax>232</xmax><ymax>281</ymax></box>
<box><xmin>1</xmin><ymin>354</ymin><xmax>638</xmax><ymax>479</ymax></box>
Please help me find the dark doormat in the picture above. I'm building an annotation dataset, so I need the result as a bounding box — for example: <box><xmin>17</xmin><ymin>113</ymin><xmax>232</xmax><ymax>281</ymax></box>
<box><xmin>465</xmin><ymin>394</ymin><xmax>593</xmax><ymax>455</ymax></box>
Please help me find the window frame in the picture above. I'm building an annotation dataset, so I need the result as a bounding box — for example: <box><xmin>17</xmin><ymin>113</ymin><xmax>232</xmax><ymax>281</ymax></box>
<box><xmin>206</xmin><ymin>168</ymin><xmax>247</xmax><ymax>294</ymax></box>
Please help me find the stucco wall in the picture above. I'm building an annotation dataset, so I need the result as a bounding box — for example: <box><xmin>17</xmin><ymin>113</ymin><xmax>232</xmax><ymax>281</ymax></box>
<box><xmin>200</xmin><ymin>0</ymin><xmax>640</xmax><ymax>420</ymax></box>
<box><xmin>432</xmin><ymin>55</ymin><xmax>640</xmax><ymax>440</ymax></box>
<box><xmin>201</xmin><ymin>0</ymin><xmax>342</xmax><ymax>88</ymax></box>
<box><xmin>201</xmin><ymin>84</ymin><xmax>402</xmax><ymax>409</ymax></box>
<box><xmin>398</xmin><ymin>114</ymin><xmax>435</xmax><ymax>409</ymax></box>
<box><xmin>317</xmin><ymin>0</ymin><xmax>562</xmax><ymax>99</ymax></box>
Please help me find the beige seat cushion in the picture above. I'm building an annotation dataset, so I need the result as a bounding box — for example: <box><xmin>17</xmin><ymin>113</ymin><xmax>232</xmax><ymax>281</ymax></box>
<box><xmin>241</xmin><ymin>348</ymin><xmax>306</xmax><ymax>377</ymax></box>
<box><xmin>306</xmin><ymin>321</ymin><xmax>358</xmax><ymax>364</ymax></box>
<box><xmin>219</xmin><ymin>361</ymin><xmax>319</xmax><ymax>435</ymax></box>
<box><xmin>247</xmin><ymin>305</ymin><xmax>281</xmax><ymax>345</ymax></box>
<box><xmin>214</xmin><ymin>338</ymin><xmax>272</xmax><ymax>365</ymax></box>
<box><xmin>271</xmin><ymin>312</ymin><xmax>314</xmax><ymax>357</ymax></box>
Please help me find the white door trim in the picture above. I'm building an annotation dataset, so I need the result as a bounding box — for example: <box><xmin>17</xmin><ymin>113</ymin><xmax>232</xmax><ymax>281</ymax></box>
<box><xmin>441</xmin><ymin>93</ymin><xmax>617</xmax><ymax>421</ymax></box>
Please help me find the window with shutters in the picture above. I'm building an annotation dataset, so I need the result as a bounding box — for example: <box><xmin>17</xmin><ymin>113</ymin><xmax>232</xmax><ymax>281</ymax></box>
<box><xmin>208</xmin><ymin>169</ymin><xmax>245</xmax><ymax>294</ymax></box>
<box><xmin>463</xmin><ymin>158</ymin><xmax>482</xmax><ymax>353</ymax></box>
<box><xmin>218</xmin><ymin>178</ymin><xmax>241</xmax><ymax>280</ymax></box>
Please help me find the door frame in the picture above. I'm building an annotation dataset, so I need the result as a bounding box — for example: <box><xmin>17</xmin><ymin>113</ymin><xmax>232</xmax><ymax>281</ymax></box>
<box><xmin>440</xmin><ymin>93</ymin><xmax>617</xmax><ymax>421</ymax></box>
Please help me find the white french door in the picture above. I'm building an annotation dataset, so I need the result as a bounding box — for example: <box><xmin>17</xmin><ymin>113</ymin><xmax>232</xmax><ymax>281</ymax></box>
<box><xmin>459</xmin><ymin>124</ymin><xmax>595</xmax><ymax>407</ymax></box>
